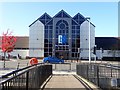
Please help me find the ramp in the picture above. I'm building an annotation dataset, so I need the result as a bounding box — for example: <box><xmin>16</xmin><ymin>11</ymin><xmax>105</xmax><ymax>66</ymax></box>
<box><xmin>42</xmin><ymin>74</ymin><xmax>90</xmax><ymax>89</ymax></box>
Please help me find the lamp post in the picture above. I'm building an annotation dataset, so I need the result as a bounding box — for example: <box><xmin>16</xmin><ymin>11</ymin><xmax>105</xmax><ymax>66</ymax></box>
<box><xmin>77</xmin><ymin>48</ymin><xmax>80</xmax><ymax>62</ymax></box>
<box><xmin>86</xmin><ymin>17</ymin><xmax>91</xmax><ymax>63</ymax></box>
<box><xmin>100</xmin><ymin>48</ymin><xmax>103</xmax><ymax>63</ymax></box>
<box><xmin>94</xmin><ymin>45</ymin><xmax>97</xmax><ymax>63</ymax></box>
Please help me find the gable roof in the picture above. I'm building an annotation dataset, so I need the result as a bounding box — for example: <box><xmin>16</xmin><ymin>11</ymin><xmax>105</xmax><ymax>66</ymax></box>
<box><xmin>38</xmin><ymin>12</ymin><xmax>52</xmax><ymax>24</ymax></box>
<box><xmin>29</xmin><ymin>10</ymin><xmax>95</xmax><ymax>27</ymax></box>
<box><xmin>53</xmin><ymin>10</ymin><xmax>71</xmax><ymax>18</ymax></box>
<box><xmin>72</xmin><ymin>13</ymin><xmax>85</xmax><ymax>25</ymax></box>
<box><xmin>29</xmin><ymin>12</ymin><xmax>52</xmax><ymax>27</ymax></box>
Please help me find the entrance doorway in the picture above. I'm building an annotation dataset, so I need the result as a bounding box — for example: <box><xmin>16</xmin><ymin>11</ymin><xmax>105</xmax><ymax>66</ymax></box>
<box><xmin>55</xmin><ymin>51</ymin><xmax>69</xmax><ymax>60</ymax></box>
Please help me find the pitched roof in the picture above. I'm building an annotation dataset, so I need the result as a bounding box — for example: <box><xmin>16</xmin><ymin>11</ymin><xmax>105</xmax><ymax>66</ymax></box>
<box><xmin>53</xmin><ymin>10</ymin><xmax>71</xmax><ymax>18</ymax></box>
<box><xmin>29</xmin><ymin>12</ymin><xmax>52</xmax><ymax>27</ymax></box>
<box><xmin>72</xmin><ymin>13</ymin><xmax>85</xmax><ymax>25</ymax></box>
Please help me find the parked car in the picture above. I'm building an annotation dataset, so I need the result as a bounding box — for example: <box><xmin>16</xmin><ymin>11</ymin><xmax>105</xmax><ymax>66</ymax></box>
<box><xmin>43</xmin><ymin>56</ymin><xmax>64</xmax><ymax>63</ymax></box>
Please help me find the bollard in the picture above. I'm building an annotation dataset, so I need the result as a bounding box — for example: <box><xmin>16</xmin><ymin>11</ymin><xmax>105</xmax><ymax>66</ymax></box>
<box><xmin>30</xmin><ymin>58</ymin><xmax>38</xmax><ymax>65</ymax></box>
<box><xmin>17</xmin><ymin>63</ymin><xmax>20</xmax><ymax>69</ymax></box>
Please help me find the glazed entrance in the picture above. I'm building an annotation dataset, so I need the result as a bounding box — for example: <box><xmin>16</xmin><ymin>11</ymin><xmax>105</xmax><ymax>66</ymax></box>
<box><xmin>55</xmin><ymin>51</ymin><xmax>69</xmax><ymax>60</ymax></box>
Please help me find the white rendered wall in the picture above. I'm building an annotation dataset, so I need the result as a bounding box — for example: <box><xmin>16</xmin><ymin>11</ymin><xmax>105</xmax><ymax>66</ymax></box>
<box><xmin>29</xmin><ymin>20</ymin><xmax>44</xmax><ymax>57</ymax></box>
<box><xmin>96</xmin><ymin>50</ymin><xmax>120</xmax><ymax>59</ymax></box>
<box><xmin>96</xmin><ymin>50</ymin><xmax>103</xmax><ymax>59</ymax></box>
<box><xmin>80</xmin><ymin>20</ymin><xmax>95</xmax><ymax>59</ymax></box>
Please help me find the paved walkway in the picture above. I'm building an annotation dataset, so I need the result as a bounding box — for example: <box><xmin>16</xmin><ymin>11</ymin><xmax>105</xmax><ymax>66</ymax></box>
<box><xmin>44</xmin><ymin>74</ymin><xmax>86</xmax><ymax>89</ymax></box>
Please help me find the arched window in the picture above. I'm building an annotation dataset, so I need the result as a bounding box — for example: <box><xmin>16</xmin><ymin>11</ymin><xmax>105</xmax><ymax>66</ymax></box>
<box><xmin>55</xmin><ymin>20</ymin><xmax>69</xmax><ymax>49</ymax></box>
<box><xmin>56</xmin><ymin>20</ymin><xmax>69</xmax><ymax>35</ymax></box>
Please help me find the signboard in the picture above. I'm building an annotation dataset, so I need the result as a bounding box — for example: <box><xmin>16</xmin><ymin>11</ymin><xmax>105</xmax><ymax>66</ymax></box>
<box><xmin>58</xmin><ymin>35</ymin><xmax>67</xmax><ymax>44</ymax></box>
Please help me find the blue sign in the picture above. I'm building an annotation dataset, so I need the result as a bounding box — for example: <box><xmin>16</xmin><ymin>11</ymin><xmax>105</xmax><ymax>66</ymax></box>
<box><xmin>58</xmin><ymin>35</ymin><xmax>67</xmax><ymax>44</ymax></box>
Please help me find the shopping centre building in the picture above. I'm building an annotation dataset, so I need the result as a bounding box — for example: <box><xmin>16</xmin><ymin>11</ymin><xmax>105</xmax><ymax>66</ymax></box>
<box><xmin>0</xmin><ymin>10</ymin><xmax>120</xmax><ymax>60</ymax></box>
<box><xmin>29</xmin><ymin>10</ymin><xmax>95</xmax><ymax>60</ymax></box>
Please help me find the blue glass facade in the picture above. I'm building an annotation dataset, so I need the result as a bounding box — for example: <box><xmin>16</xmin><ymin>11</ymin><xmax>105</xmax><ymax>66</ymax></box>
<box><xmin>38</xmin><ymin>10</ymin><xmax>85</xmax><ymax>59</ymax></box>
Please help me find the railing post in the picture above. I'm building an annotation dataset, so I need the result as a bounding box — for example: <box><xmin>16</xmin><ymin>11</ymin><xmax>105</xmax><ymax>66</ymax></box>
<box><xmin>69</xmin><ymin>63</ymin><xmax>71</xmax><ymax>71</ymax></box>
<box><xmin>26</xmin><ymin>71</ymin><xmax>29</xmax><ymax>90</ymax></box>
<box><xmin>86</xmin><ymin>64</ymin><xmax>88</xmax><ymax>80</ymax></box>
<box><xmin>2</xmin><ymin>83</ymin><xmax>4</xmax><ymax>90</ymax></box>
<box><xmin>55</xmin><ymin>64</ymin><xmax>56</xmax><ymax>70</ymax></box>
<box><xmin>111</xmin><ymin>65</ymin><xmax>112</xmax><ymax>77</ymax></box>
<box><xmin>17</xmin><ymin>63</ymin><xmax>20</xmax><ymax>69</ymax></box>
<box><xmin>97</xmin><ymin>65</ymin><xmax>99</xmax><ymax>86</ymax></box>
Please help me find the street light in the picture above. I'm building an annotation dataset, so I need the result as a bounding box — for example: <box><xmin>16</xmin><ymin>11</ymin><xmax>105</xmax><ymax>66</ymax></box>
<box><xmin>86</xmin><ymin>17</ymin><xmax>91</xmax><ymax>63</ymax></box>
<box><xmin>77</xmin><ymin>48</ymin><xmax>80</xmax><ymax>62</ymax></box>
<box><xmin>94</xmin><ymin>45</ymin><xmax>97</xmax><ymax>63</ymax></box>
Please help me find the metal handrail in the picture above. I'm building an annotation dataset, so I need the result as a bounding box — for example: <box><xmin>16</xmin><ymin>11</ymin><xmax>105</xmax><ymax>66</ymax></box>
<box><xmin>77</xmin><ymin>63</ymin><xmax>120</xmax><ymax>90</ymax></box>
<box><xmin>0</xmin><ymin>63</ymin><xmax>52</xmax><ymax>90</ymax></box>
<box><xmin>0</xmin><ymin>63</ymin><xmax>44</xmax><ymax>79</ymax></box>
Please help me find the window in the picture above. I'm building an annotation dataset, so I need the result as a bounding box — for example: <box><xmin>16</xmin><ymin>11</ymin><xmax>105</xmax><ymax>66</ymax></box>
<box><xmin>55</xmin><ymin>20</ymin><xmax>69</xmax><ymax>48</ymax></box>
<box><xmin>45</xmin><ymin>44</ymin><xmax>48</xmax><ymax>47</ymax></box>
<box><xmin>49</xmin><ymin>48</ymin><xmax>52</xmax><ymax>52</ymax></box>
<box><xmin>45</xmin><ymin>34</ymin><xmax>48</xmax><ymax>38</ymax></box>
<box><xmin>59</xmin><ymin>23</ymin><xmax>65</xmax><ymax>29</ymax></box>
<box><xmin>76</xmin><ymin>26</ymin><xmax>80</xmax><ymax>29</ymax></box>
<box><xmin>49</xmin><ymin>44</ymin><xmax>52</xmax><ymax>47</ymax></box>
<box><xmin>45</xmin><ymin>30</ymin><xmax>48</xmax><ymax>33</ymax></box>
<box><xmin>72</xmin><ymin>53</ymin><xmax>74</xmax><ymax>57</ymax></box>
<box><xmin>72</xmin><ymin>35</ymin><xmax>76</xmax><ymax>38</ymax></box>
<box><xmin>72</xmin><ymin>49</ymin><xmax>75</xmax><ymax>52</ymax></box>
<box><xmin>72</xmin><ymin>30</ymin><xmax>75</xmax><ymax>33</ymax></box>
<box><xmin>45</xmin><ymin>49</ymin><xmax>48</xmax><ymax>52</ymax></box>
<box><xmin>49</xmin><ymin>26</ymin><xmax>53</xmax><ymax>29</ymax></box>
<box><xmin>45</xmin><ymin>26</ymin><xmax>48</xmax><ymax>29</ymax></box>
<box><xmin>72</xmin><ymin>26</ymin><xmax>75</xmax><ymax>29</ymax></box>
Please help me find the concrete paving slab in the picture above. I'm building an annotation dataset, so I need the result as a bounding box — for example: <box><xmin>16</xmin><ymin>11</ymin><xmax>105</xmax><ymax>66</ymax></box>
<box><xmin>44</xmin><ymin>74</ymin><xmax>85</xmax><ymax>89</ymax></box>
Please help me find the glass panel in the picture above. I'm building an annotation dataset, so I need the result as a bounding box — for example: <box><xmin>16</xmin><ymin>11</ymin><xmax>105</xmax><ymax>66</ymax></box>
<box><xmin>49</xmin><ymin>39</ymin><xmax>52</xmax><ymax>43</ymax></box>
<box><xmin>59</xmin><ymin>23</ymin><xmax>65</xmax><ymax>29</ymax></box>
<box><xmin>72</xmin><ymin>35</ymin><xmax>76</xmax><ymax>38</ymax></box>
<box><xmin>72</xmin><ymin>30</ymin><xmax>75</xmax><ymax>33</ymax></box>
<box><xmin>49</xmin><ymin>26</ymin><xmax>53</xmax><ymax>29</ymax></box>
<box><xmin>44</xmin><ymin>53</ymin><xmax>49</xmax><ymax>57</ymax></box>
<box><xmin>49</xmin><ymin>44</ymin><xmax>52</xmax><ymax>47</ymax></box>
<box><xmin>45</xmin><ymin>30</ymin><xmax>48</xmax><ymax>33</ymax></box>
<box><xmin>44</xmin><ymin>39</ymin><xmax>49</xmax><ymax>43</ymax></box>
<box><xmin>39</xmin><ymin>13</ymin><xmax>52</xmax><ymax>25</ymax></box>
<box><xmin>45</xmin><ymin>26</ymin><xmax>48</xmax><ymax>29</ymax></box>
<box><xmin>63</xmin><ymin>11</ymin><xmax>71</xmax><ymax>18</ymax></box>
<box><xmin>40</xmin><ymin>14</ymin><xmax>45</xmax><ymax>19</ymax></box>
<box><xmin>49</xmin><ymin>53</ymin><xmax>52</xmax><ymax>56</ymax></box>
<box><xmin>66</xmin><ymin>27</ymin><xmax>68</xmax><ymax>29</ymax></box>
<box><xmin>76</xmin><ymin>26</ymin><xmax>80</xmax><ymax>29</ymax></box>
<box><xmin>45</xmin><ymin>34</ymin><xmax>48</xmax><ymax>38</ymax></box>
<box><xmin>54</xmin><ymin>12</ymin><xmax>62</xmax><ymax>18</ymax></box>
<box><xmin>72</xmin><ymin>49</ymin><xmax>75</xmax><ymax>52</ymax></box>
<box><xmin>63</xmin><ymin>20</ymin><xmax>68</xmax><ymax>26</ymax></box>
<box><xmin>46</xmin><ymin>14</ymin><xmax>52</xmax><ymax>20</ymax></box>
<box><xmin>49</xmin><ymin>48</ymin><xmax>52</xmax><ymax>52</ymax></box>
<box><xmin>72</xmin><ymin>20</ymin><xmax>78</xmax><ymax>25</ymax></box>
<box><xmin>45</xmin><ymin>49</ymin><xmax>48</xmax><ymax>52</ymax></box>
<box><xmin>72</xmin><ymin>26</ymin><xmax>75</xmax><ymax>29</ymax></box>
<box><xmin>45</xmin><ymin>44</ymin><xmax>48</xmax><ymax>47</ymax></box>
<box><xmin>46</xmin><ymin>20</ymin><xmax>53</xmax><ymax>25</ymax></box>
<box><xmin>72</xmin><ymin>53</ymin><xmax>74</xmax><ymax>57</ymax></box>
<box><xmin>40</xmin><ymin>20</ymin><xmax>45</xmax><ymax>24</ymax></box>
<box><xmin>72</xmin><ymin>13</ymin><xmax>85</xmax><ymax>25</ymax></box>
<box><xmin>66</xmin><ymin>30</ymin><xmax>68</xmax><ymax>33</ymax></box>
<box><xmin>54</xmin><ymin>10</ymin><xmax>71</xmax><ymax>18</ymax></box>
